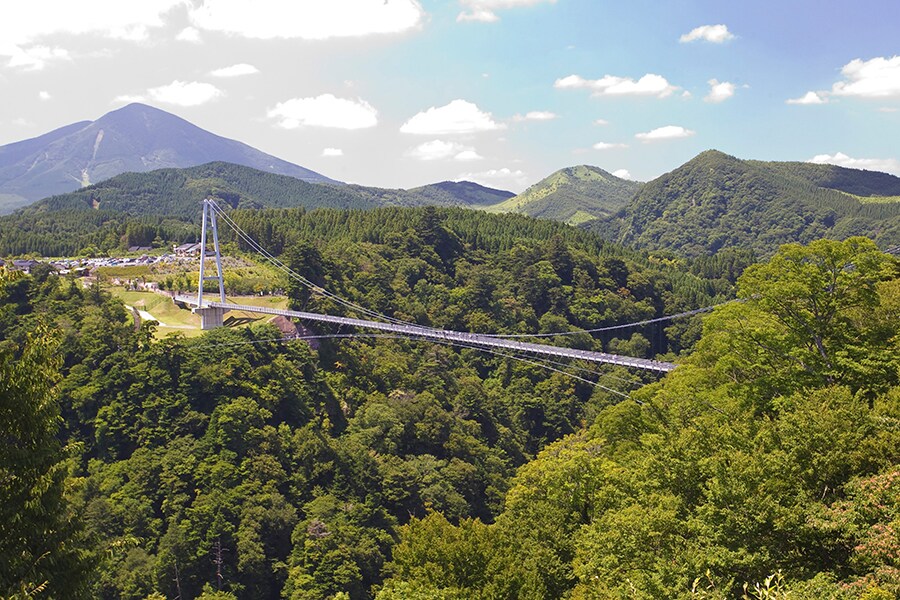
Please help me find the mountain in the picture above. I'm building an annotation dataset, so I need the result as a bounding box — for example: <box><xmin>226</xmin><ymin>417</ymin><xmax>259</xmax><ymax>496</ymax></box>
<box><xmin>0</xmin><ymin>161</ymin><xmax>515</xmax><ymax>256</ymax></box>
<box><xmin>592</xmin><ymin>150</ymin><xmax>900</xmax><ymax>257</ymax></box>
<box><xmin>484</xmin><ymin>165</ymin><xmax>641</xmax><ymax>225</ymax></box>
<box><xmin>0</xmin><ymin>103</ymin><xmax>337</xmax><ymax>214</ymax></box>
<box><xmin>408</xmin><ymin>180</ymin><xmax>515</xmax><ymax>206</ymax></box>
<box><xmin>24</xmin><ymin>162</ymin><xmax>514</xmax><ymax>219</ymax></box>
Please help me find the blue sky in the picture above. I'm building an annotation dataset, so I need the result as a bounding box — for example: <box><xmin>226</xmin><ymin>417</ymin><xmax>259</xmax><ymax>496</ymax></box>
<box><xmin>1</xmin><ymin>0</ymin><xmax>898</xmax><ymax>191</ymax></box>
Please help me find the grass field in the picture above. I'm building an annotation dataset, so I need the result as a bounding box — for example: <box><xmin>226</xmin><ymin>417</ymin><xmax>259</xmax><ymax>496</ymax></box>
<box><xmin>107</xmin><ymin>288</ymin><xmax>290</xmax><ymax>338</ymax></box>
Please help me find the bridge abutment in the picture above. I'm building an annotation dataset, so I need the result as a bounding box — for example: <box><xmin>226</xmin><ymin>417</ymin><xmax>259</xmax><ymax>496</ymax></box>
<box><xmin>194</xmin><ymin>306</ymin><xmax>228</xmax><ymax>330</ymax></box>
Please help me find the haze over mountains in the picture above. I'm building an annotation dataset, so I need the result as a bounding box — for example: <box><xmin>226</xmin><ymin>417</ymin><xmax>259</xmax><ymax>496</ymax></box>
<box><xmin>0</xmin><ymin>103</ymin><xmax>337</xmax><ymax>214</ymax></box>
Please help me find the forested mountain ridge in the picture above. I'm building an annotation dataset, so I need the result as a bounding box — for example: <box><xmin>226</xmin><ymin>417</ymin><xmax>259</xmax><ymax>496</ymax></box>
<box><xmin>0</xmin><ymin>102</ymin><xmax>337</xmax><ymax>214</ymax></box>
<box><xmin>600</xmin><ymin>150</ymin><xmax>900</xmax><ymax>257</ymax></box>
<box><xmin>484</xmin><ymin>165</ymin><xmax>640</xmax><ymax>225</ymax></box>
<box><xmin>0</xmin><ymin>163</ymin><xmax>514</xmax><ymax>256</ymax></box>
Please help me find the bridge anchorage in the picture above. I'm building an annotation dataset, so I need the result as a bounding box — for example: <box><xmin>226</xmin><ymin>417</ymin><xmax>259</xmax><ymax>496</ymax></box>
<box><xmin>177</xmin><ymin>199</ymin><xmax>678</xmax><ymax>373</ymax></box>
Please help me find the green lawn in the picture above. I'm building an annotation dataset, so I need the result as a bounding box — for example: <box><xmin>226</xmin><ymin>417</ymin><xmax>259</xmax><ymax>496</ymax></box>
<box><xmin>107</xmin><ymin>288</ymin><xmax>290</xmax><ymax>338</ymax></box>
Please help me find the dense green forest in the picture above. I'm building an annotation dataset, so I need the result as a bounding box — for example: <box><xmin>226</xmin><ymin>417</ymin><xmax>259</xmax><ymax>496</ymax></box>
<box><xmin>2</xmin><ymin>205</ymin><xmax>898</xmax><ymax>598</ymax></box>
<box><xmin>1</xmin><ymin>210</ymin><xmax>733</xmax><ymax>599</ymax></box>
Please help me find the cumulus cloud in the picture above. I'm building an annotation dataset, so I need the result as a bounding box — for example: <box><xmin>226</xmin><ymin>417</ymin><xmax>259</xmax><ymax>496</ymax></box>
<box><xmin>268</xmin><ymin>94</ymin><xmax>378</xmax><ymax>129</ymax></box>
<box><xmin>407</xmin><ymin>140</ymin><xmax>483</xmax><ymax>161</ymax></box>
<box><xmin>322</xmin><ymin>148</ymin><xmax>344</xmax><ymax>157</ymax></box>
<box><xmin>679</xmin><ymin>24</ymin><xmax>734</xmax><ymax>43</ymax></box>
<box><xmin>0</xmin><ymin>1</ymin><xmax>188</xmax><ymax>68</ymax></box>
<box><xmin>512</xmin><ymin>110</ymin><xmax>558</xmax><ymax>122</ymax></box>
<box><xmin>787</xmin><ymin>91</ymin><xmax>828</xmax><ymax>105</ymax></box>
<box><xmin>210</xmin><ymin>63</ymin><xmax>259</xmax><ymax>77</ymax></box>
<box><xmin>38</xmin><ymin>91</ymin><xmax>51</xmax><ymax>101</ymax></box>
<box><xmin>593</xmin><ymin>118</ymin><xmax>609</xmax><ymax>126</ymax></box>
<box><xmin>592</xmin><ymin>142</ymin><xmax>627</xmax><ymax>150</ymax></box>
<box><xmin>188</xmin><ymin>0</ymin><xmax>424</xmax><ymax>40</ymax></box>
<box><xmin>457</xmin><ymin>0</ymin><xmax>556</xmax><ymax>23</ymax></box>
<box><xmin>705</xmin><ymin>79</ymin><xmax>735</xmax><ymax>103</ymax></box>
<box><xmin>808</xmin><ymin>152</ymin><xmax>900</xmax><ymax>176</ymax></box>
<box><xmin>5</xmin><ymin>45</ymin><xmax>70</xmax><ymax>70</ymax></box>
<box><xmin>612</xmin><ymin>169</ymin><xmax>633</xmax><ymax>180</ymax></box>
<box><xmin>400</xmin><ymin>99</ymin><xmax>504</xmax><ymax>134</ymax></box>
<box><xmin>831</xmin><ymin>56</ymin><xmax>900</xmax><ymax>99</ymax></box>
<box><xmin>147</xmin><ymin>81</ymin><xmax>223</xmax><ymax>106</ymax></box>
<box><xmin>176</xmin><ymin>27</ymin><xmax>201</xmax><ymax>43</ymax></box>
<box><xmin>555</xmin><ymin>73</ymin><xmax>678</xmax><ymax>98</ymax></box>
<box><xmin>456</xmin><ymin>167</ymin><xmax>529</xmax><ymax>191</ymax></box>
<box><xmin>0</xmin><ymin>1</ymin><xmax>182</xmax><ymax>45</ymax></box>
<box><xmin>635</xmin><ymin>125</ymin><xmax>695</xmax><ymax>142</ymax></box>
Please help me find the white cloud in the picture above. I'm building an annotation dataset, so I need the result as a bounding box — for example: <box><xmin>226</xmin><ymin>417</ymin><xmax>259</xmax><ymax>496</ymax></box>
<box><xmin>6</xmin><ymin>45</ymin><xmax>70</xmax><ymax>70</ymax></box>
<box><xmin>635</xmin><ymin>125</ymin><xmax>696</xmax><ymax>142</ymax></box>
<box><xmin>880</xmin><ymin>107</ymin><xmax>899</xmax><ymax>113</ymax></box>
<box><xmin>407</xmin><ymin>140</ymin><xmax>482</xmax><ymax>161</ymax></box>
<box><xmin>176</xmin><ymin>27</ymin><xmax>201</xmax><ymax>43</ymax></box>
<box><xmin>831</xmin><ymin>56</ymin><xmax>900</xmax><ymax>99</ymax></box>
<box><xmin>787</xmin><ymin>91</ymin><xmax>828</xmax><ymax>105</ymax></box>
<box><xmin>457</xmin><ymin>0</ymin><xmax>556</xmax><ymax>23</ymax></box>
<box><xmin>705</xmin><ymin>79</ymin><xmax>735</xmax><ymax>103</ymax></box>
<box><xmin>400</xmin><ymin>99</ymin><xmax>504</xmax><ymax>134</ymax></box>
<box><xmin>512</xmin><ymin>110</ymin><xmax>558</xmax><ymax>122</ymax></box>
<box><xmin>592</xmin><ymin>142</ymin><xmax>627</xmax><ymax>150</ymax></box>
<box><xmin>145</xmin><ymin>80</ymin><xmax>224</xmax><ymax>106</ymax></box>
<box><xmin>210</xmin><ymin>63</ymin><xmax>259</xmax><ymax>77</ymax></box>
<box><xmin>807</xmin><ymin>152</ymin><xmax>900</xmax><ymax>176</ymax></box>
<box><xmin>593</xmin><ymin>118</ymin><xmax>609</xmax><ymax>126</ymax></box>
<box><xmin>322</xmin><ymin>148</ymin><xmax>344</xmax><ymax>157</ymax></box>
<box><xmin>612</xmin><ymin>169</ymin><xmax>633</xmax><ymax>180</ymax></box>
<box><xmin>189</xmin><ymin>0</ymin><xmax>425</xmax><ymax>40</ymax></box>
<box><xmin>268</xmin><ymin>94</ymin><xmax>378</xmax><ymax>129</ymax></box>
<box><xmin>38</xmin><ymin>91</ymin><xmax>51</xmax><ymax>101</ymax></box>
<box><xmin>679</xmin><ymin>24</ymin><xmax>734</xmax><ymax>43</ymax></box>
<box><xmin>454</xmin><ymin>149</ymin><xmax>483</xmax><ymax>161</ymax></box>
<box><xmin>456</xmin><ymin>167</ymin><xmax>529</xmax><ymax>192</ymax></box>
<box><xmin>0</xmin><ymin>1</ymin><xmax>181</xmax><ymax>46</ymax></box>
<box><xmin>554</xmin><ymin>73</ymin><xmax>678</xmax><ymax>98</ymax></box>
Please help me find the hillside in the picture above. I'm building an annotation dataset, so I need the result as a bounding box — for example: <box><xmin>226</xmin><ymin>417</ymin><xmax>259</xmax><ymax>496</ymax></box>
<box><xmin>485</xmin><ymin>165</ymin><xmax>641</xmax><ymax>225</ymax></box>
<box><xmin>0</xmin><ymin>162</ymin><xmax>515</xmax><ymax>256</ymax></box>
<box><xmin>0</xmin><ymin>103</ymin><xmax>337</xmax><ymax>214</ymax></box>
<box><xmin>602</xmin><ymin>150</ymin><xmax>900</xmax><ymax>257</ymax></box>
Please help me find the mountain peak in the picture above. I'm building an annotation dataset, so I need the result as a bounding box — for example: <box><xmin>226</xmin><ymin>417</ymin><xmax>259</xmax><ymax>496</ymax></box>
<box><xmin>486</xmin><ymin>163</ymin><xmax>641</xmax><ymax>224</ymax></box>
<box><xmin>0</xmin><ymin>104</ymin><xmax>338</xmax><ymax>214</ymax></box>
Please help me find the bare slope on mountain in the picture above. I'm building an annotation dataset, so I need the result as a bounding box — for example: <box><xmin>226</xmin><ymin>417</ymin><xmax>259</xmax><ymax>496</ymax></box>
<box><xmin>485</xmin><ymin>165</ymin><xmax>640</xmax><ymax>225</ymax></box>
<box><xmin>606</xmin><ymin>150</ymin><xmax>900</xmax><ymax>257</ymax></box>
<box><xmin>0</xmin><ymin>103</ymin><xmax>337</xmax><ymax>214</ymax></box>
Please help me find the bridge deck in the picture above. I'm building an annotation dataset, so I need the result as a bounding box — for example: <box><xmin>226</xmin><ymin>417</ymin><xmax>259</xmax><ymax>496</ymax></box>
<box><xmin>175</xmin><ymin>295</ymin><xmax>676</xmax><ymax>372</ymax></box>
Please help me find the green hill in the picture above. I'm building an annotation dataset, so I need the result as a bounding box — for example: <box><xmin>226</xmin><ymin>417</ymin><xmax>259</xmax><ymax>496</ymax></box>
<box><xmin>0</xmin><ymin>162</ymin><xmax>515</xmax><ymax>256</ymax></box>
<box><xmin>484</xmin><ymin>165</ymin><xmax>640</xmax><ymax>225</ymax></box>
<box><xmin>601</xmin><ymin>150</ymin><xmax>900</xmax><ymax>257</ymax></box>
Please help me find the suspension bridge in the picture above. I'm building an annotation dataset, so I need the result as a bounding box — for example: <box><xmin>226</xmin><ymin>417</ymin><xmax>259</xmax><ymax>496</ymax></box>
<box><xmin>175</xmin><ymin>199</ymin><xmax>686</xmax><ymax>373</ymax></box>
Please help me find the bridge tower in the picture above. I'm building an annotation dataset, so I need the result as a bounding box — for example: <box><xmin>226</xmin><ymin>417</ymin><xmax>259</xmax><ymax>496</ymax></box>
<box><xmin>193</xmin><ymin>198</ymin><xmax>230</xmax><ymax>329</ymax></box>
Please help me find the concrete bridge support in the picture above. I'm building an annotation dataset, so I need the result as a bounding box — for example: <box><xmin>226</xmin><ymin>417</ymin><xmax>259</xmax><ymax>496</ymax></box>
<box><xmin>194</xmin><ymin>306</ymin><xmax>229</xmax><ymax>330</ymax></box>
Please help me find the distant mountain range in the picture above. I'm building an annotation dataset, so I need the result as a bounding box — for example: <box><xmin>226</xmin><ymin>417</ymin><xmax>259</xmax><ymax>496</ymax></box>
<box><xmin>0</xmin><ymin>103</ymin><xmax>337</xmax><ymax>214</ymax></box>
<box><xmin>3</xmin><ymin>103</ymin><xmax>900</xmax><ymax>258</ymax></box>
